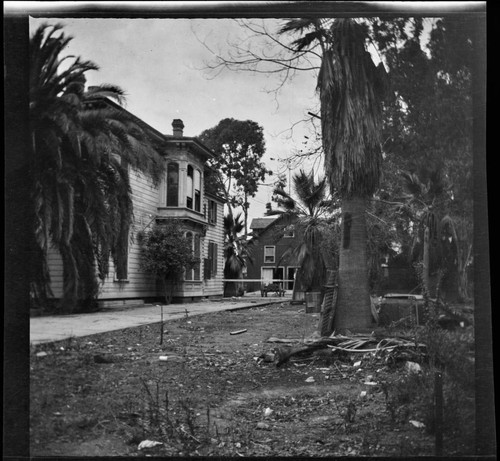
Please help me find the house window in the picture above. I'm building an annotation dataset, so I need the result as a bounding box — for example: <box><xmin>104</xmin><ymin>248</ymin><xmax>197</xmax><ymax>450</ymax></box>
<box><xmin>205</xmin><ymin>241</ymin><xmax>218</xmax><ymax>279</ymax></box>
<box><xmin>166</xmin><ymin>162</ymin><xmax>179</xmax><ymax>206</ymax></box>
<box><xmin>264</xmin><ymin>246</ymin><xmax>275</xmax><ymax>263</ymax></box>
<box><xmin>185</xmin><ymin>232</ymin><xmax>194</xmax><ymax>280</ymax></box>
<box><xmin>185</xmin><ymin>231</ymin><xmax>201</xmax><ymax>281</ymax></box>
<box><xmin>283</xmin><ymin>227</ymin><xmax>295</xmax><ymax>238</ymax></box>
<box><xmin>194</xmin><ymin>169</ymin><xmax>201</xmax><ymax>212</ymax></box>
<box><xmin>208</xmin><ymin>200</ymin><xmax>217</xmax><ymax>225</ymax></box>
<box><xmin>187</xmin><ymin>165</ymin><xmax>193</xmax><ymax>209</ymax></box>
<box><xmin>193</xmin><ymin>234</ymin><xmax>201</xmax><ymax>280</ymax></box>
<box><xmin>186</xmin><ymin>165</ymin><xmax>201</xmax><ymax>212</ymax></box>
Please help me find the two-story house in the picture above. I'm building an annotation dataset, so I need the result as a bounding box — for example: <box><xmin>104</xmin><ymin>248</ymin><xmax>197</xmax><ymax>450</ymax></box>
<box><xmin>46</xmin><ymin>107</ymin><xmax>225</xmax><ymax>306</ymax></box>
<box><xmin>245</xmin><ymin>214</ymin><xmax>302</xmax><ymax>293</ymax></box>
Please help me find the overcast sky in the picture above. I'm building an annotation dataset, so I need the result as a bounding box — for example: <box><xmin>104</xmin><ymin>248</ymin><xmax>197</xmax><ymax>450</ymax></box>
<box><xmin>29</xmin><ymin>15</ymin><xmax>324</xmax><ymax>222</ymax></box>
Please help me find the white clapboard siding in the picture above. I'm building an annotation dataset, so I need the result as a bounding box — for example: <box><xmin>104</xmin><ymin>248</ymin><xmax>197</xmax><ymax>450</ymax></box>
<box><xmin>98</xmin><ymin>168</ymin><xmax>160</xmax><ymax>299</ymax></box>
<box><xmin>203</xmin><ymin>196</ymin><xmax>224</xmax><ymax>297</ymax></box>
<box><xmin>46</xmin><ymin>165</ymin><xmax>227</xmax><ymax>302</ymax></box>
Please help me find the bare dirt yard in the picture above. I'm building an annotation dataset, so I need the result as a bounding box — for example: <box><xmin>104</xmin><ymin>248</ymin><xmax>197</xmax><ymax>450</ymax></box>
<box><xmin>30</xmin><ymin>302</ymin><xmax>475</xmax><ymax>457</ymax></box>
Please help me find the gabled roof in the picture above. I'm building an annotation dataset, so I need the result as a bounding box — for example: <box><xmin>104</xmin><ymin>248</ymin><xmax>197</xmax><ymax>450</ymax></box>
<box><xmin>85</xmin><ymin>97</ymin><xmax>214</xmax><ymax>159</ymax></box>
<box><xmin>250</xmin><ymin>215</ymin><xmax>280</xmax><ymax>230</ymax></box>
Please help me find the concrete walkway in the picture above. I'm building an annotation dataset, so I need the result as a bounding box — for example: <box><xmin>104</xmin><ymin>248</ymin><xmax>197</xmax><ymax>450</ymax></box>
<box><xmin>30</xmin><ymin>294</ymin><xmax>290</xmax><ymax>345</ymax></box>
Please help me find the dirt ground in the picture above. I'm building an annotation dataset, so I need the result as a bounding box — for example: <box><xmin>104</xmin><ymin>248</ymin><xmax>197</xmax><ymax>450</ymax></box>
<box><xmin>30</xmin><ymin>302</ymin><xmax>474</xmax><ymax>457</ymax></box>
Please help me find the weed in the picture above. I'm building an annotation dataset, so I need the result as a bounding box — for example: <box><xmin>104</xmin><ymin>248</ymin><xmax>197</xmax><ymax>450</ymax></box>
<box><xmin>137</xmin><ymin>375</ymin><xmax>214</xmax><ymax>454</ymax></box>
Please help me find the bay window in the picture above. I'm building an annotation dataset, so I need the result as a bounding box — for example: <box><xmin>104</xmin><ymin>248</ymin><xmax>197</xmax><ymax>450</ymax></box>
<box><xmin>194</xmin><ymin>168</ymin><xmax>201</xmax><ymax>212</ymax></box>
<box><xmin>166</xmin><ymin>162</ymin><xmax>179</xmax><ymax>206</ymax></box>
<box><xmin>186</xmin><ymin>165</ymin><xmax>193</xmax><ymax>209</ymax></box>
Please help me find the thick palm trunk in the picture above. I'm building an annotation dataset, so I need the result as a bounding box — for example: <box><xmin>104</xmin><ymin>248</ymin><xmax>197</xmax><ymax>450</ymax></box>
<box><xmin>333</xmin><ymin>195</ymin><xmax>373</xmax><ymax>333</ymax></box>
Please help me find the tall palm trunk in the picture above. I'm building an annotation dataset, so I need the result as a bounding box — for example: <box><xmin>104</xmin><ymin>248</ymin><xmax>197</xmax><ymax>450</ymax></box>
<box><xmin>333</xmin><ymin>195</ymin><xmax>373</xmax><ymax>332</ymax></box>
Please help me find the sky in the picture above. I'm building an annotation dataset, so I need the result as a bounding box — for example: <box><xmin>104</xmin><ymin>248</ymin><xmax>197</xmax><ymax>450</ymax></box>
<box><xmin>28</xmin><ymin>14</ymin><xmax>324</xmax><ymax>223</ymax></box>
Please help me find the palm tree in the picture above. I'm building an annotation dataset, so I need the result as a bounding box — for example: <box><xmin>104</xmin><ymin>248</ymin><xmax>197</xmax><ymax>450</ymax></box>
<box><xmin>280</xmin><ymin>19</ymin><xmax>388</xmax><ymax>333</ymax></box>
<box><xmin>399</xmin><ymin>166</ymin><xmax>470</xmax><ymax>301</ymax></box>
<box><xmin>30</xmin><ymin>24</ymin><xmax>164</xmax><ymax>312</ymax></box>
<box><xmin>271</xmin><ymin>169</ymin><xmax>338</xmax><ymax>298</ymax></box>
<box><xmin>223</xmin><ymin>212</ymin><xmax>251</xmax><ymax>297</ymax></box>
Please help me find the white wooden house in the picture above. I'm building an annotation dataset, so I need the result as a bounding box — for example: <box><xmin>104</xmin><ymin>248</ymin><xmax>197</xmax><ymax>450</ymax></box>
<box><xmin>47</xmin><ymin>110</ymin><xmax>225</xmax><ymax>306</ymax></box>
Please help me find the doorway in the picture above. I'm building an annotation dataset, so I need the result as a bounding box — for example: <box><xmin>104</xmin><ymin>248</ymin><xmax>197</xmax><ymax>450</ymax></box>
<box><xmin>273</xmin><ymin>267</ymin><xmax>284</xmax><ymax>284</ymax></box>
<box><xmin>287</xmin><ymin>267</ymin><xmax>298</xmax><ymax>290</ymax></box>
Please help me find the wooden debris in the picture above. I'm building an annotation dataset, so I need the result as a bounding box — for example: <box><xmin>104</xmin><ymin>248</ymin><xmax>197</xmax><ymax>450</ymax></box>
<box><xmin>269</xmin><ymin>333</ymin><xmax>427</xmax><ymax>367</ymax></box>
<box><xmin>319</xmin><ymin>271</ymin><xmax>338</xmax><ymax>336</ymax></box>
<box><xmin>230</xmin><ymin>329</ymin><xmax>247</xmax><ymax>335</ymax></box>
<box><xmin>267</xmin><ymin>337</ymin><xmax>296</xmax><ymax>343</ymax></box>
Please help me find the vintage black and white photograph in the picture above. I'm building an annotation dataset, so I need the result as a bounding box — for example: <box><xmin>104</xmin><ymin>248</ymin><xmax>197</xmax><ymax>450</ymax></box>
<box><xmin>4</xmin><ymin>1</ymin><xmax>491</xmax><ymax>458</ymax></box>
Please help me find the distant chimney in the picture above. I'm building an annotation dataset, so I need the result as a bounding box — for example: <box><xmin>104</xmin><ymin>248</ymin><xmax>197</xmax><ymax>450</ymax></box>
<box><xmin>172</xmin><ymin>119</ymin><xmax>184</xmax><ymax>137</ymax></box>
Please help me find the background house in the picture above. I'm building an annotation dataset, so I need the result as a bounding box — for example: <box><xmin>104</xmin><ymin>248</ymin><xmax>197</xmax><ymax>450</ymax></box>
<box><xmin>245</xmin><ymin>215</ymin><xmax>301</xmax><ymax>293</ymax></box>
<box><xmin>47</xmin><ymin>109</ymin><xmax>225</xmax><ymax>306</ymax></box>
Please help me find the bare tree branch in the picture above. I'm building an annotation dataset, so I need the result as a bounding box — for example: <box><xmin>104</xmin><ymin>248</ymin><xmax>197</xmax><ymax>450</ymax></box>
<box><xmin>192</xmin><ymin>19</ymin><xmax>322</xmax><ymax>97</ymax></box>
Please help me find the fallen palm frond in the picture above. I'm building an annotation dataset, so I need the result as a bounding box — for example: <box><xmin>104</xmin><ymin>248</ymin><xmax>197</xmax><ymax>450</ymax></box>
<box><xmin>328</xmin><ymin>336</ymin><xmax>426</xmax><ymax>354</ymax></box>
<box><xmin>271</xmin><ymin>333</ymin><xmax>427</xmax><ymax>367</ymax></box>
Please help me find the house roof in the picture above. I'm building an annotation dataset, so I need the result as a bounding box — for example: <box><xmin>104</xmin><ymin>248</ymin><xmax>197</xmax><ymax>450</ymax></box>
<box><xmin>85</xmin><ymin>97</ymin><xmax>214</xmax><ymax>159</ymax></box>
<box><xmin>163</xmin><ymin>135</ymin><xmax>214</xmax><ymax>160</ymax></box>
<box><xmin>250</xmin><ymin>215</ymin><xmax>280</xmax><ymax>230</ymax></box>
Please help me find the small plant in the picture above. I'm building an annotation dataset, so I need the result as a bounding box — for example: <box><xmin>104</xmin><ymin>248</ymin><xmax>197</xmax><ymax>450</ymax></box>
<box><xmin>344</xmin><ymin>400</ymin><xmax>357</xmax><ymax>424</ymax></box>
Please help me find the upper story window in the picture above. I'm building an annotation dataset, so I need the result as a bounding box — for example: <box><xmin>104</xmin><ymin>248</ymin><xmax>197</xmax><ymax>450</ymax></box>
<box><xmin>186</xmin><ymin>165</ymin><xmax>193</xmax><ymax>209</ymax></box>
<box><xmin>186</xmin><ymin>165</ymin><xmax>201</xmax><ymax>212</ymax></box>
<box><xmin>166</xmin><ymin>162</ymin><xmax>179</xmax><ymax>207</ymax></box>
<box><xmin>194</xmin><ymin>169</ymin><xmax>201</xmax><ymax>212</ymax></box>
<box><xmin>284</xmin><ymin>227</ymin><xmax>295</xmax><ymax>238</ymax></box>
<box><xmin>208</xmin><ymin>200</ymin><xmax>217</xmax><ymax>225</ymax></box>
<box><xmin>264</xmin><ymin>246</ymin><xmax>276</xmax><ymax>263</ymax></box>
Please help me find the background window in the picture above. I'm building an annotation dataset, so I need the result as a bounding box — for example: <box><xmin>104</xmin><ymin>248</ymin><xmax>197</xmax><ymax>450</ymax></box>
<box><xmin>167</xmin><ymin>162</ymin><xmax>179</xmax><ymax>206</ymax></box>
<box><xmin>264</xmin><ymin>246</ymin><xmax>275</xmax><ymax>263</ymax></box>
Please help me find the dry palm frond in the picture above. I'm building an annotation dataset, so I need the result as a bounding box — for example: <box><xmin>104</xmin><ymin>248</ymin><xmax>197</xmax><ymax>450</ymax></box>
<box><xmin>317</xmin><ymin>19</ymin><xmax>388</xmax><ymax>197</ymax></box>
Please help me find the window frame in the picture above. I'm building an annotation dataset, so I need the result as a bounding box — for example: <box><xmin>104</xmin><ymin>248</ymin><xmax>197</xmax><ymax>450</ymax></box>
<box><xmin>184</xmin><ymin>231</ymin><xmax>201</xmax><ymax>281</ymax></box>
<box><xmin>166</xmin><ymin>162</ymin><xmax>179</xmax><ymax>207</ymax></box>
<box><xmin>264</xmin><ymin>245</ymin><xmax>276</xmax><ymax>263</ymax></box>
<box><xmin>186</xmin><ymin>165</ymin><xmax>194</xmax><ymax>209</ymax></box>
<box><xmin>194</xmin><ymin>168</ymin><xmax>201</xmax><ymax>212</ymax></box>
<box><xmin>193</xmin><ymin>234</ymin><xmax>201</xmax><ymax>280</ymax></box>
<box><xmin>208</xmin><ymin>200</ymin><xmax>217</xmax><ymax>225</ymax></box>
<box><xmin>205</xmin><ymin>241</ymin><xmax>218</xmax><ymax>279</ymax></box>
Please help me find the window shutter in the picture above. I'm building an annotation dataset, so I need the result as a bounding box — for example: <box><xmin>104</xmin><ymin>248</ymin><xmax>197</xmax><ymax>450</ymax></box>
<box><xmin>204</xmin><ymin>258</ymin><xmax>211</xmax><ymax>279</ymax></box>
<box><xmin>213</xmin><ymin>243</ymin><xmax>218</xmax><ymax>275</ymax></box>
